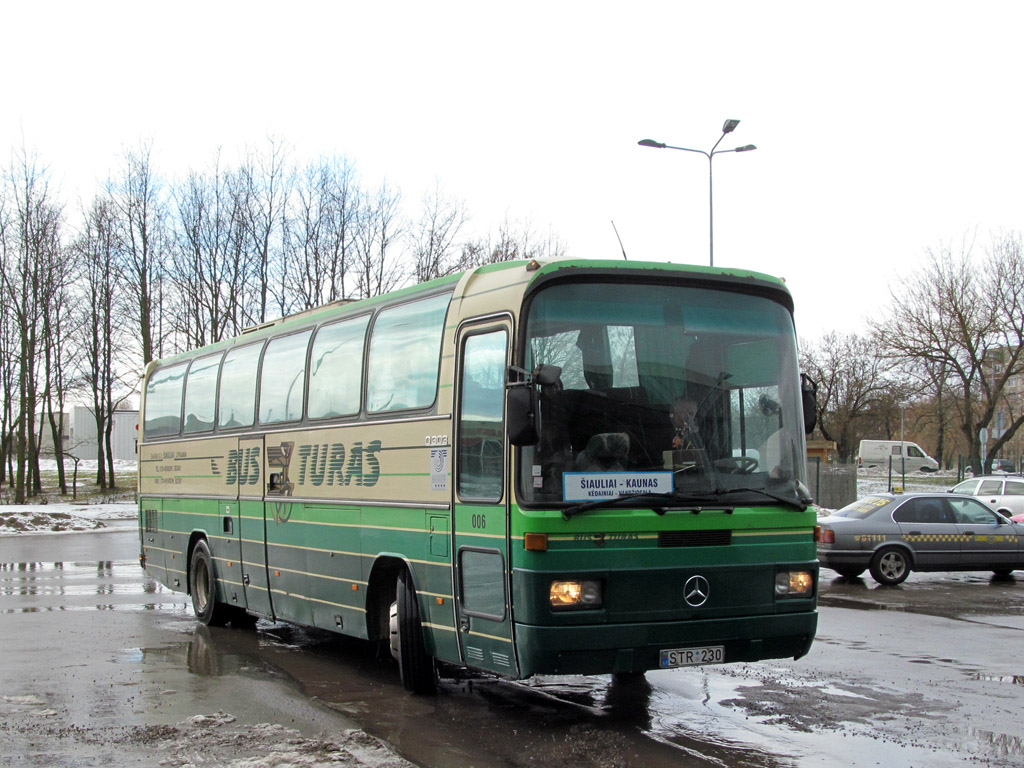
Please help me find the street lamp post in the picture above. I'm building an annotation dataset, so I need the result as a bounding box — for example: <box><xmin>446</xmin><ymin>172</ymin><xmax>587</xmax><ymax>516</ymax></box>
<box><xmin>638</xmin><ymin>119</ymin><xmax>757</xmax><ymax>267</ymax></box>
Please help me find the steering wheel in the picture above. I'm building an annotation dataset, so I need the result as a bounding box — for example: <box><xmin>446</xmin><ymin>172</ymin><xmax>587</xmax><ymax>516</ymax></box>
<box><xmin>713</xmin><ymin>456</ymin><xmax>759</xmax><ymax>474</ymax></box>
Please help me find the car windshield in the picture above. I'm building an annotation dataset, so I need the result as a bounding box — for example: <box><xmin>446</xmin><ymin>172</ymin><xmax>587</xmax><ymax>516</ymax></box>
<box><xmin>834</xmin><ymin>495</ymin><xmax>898</xmax><ymax>519</ymax></box>
<box><xmin>517</xmin><ymin>280</ymin><xmax>809</xmax><ymax>509</ymax></box>
<box><xmin>950</xmin><ymin>480</ymin><xmax>979</xmax><ymax>495</ymax></box>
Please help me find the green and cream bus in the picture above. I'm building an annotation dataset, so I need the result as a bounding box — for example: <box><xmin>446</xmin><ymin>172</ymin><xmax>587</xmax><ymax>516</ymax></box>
<box><xmin>138</xmin><ymin>258</ymin><xmax>819</xmax><ymax>693</ymax></box>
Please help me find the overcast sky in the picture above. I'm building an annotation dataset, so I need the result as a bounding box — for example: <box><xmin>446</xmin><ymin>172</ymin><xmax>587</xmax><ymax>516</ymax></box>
<box><xmin>3</xmin><ymin>1</ymin><xmax>1022</xmax><ymax>341</ymax></box>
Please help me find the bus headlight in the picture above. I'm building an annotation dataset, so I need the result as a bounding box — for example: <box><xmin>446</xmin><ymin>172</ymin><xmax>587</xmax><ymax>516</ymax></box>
<box><xmin>775</xmin><ymin>570</ymin><xmax>814</xmax><ymax>597</ymax></box>
<box><xmin>550</xmin><ymin>580</ymin><xmax>603</xmax><ymax>610</ymax></box>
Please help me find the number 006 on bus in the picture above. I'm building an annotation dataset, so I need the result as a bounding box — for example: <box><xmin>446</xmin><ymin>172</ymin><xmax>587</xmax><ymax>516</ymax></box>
<box><xmin>660</xmin><ymin>646</ymin><xmax>725</xmax><ymax>668</ymax></box>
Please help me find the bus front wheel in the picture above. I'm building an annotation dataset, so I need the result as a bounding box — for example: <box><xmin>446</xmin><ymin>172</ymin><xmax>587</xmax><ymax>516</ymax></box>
<box><xmin>389</xmin><ymin>570</ymin><xmax>437</xmax><ymax>694</ymax></box>
<box><xmin>189</xmin><ymin>539</ymin><xmax>231</xmax><ymax>627</ymax></box>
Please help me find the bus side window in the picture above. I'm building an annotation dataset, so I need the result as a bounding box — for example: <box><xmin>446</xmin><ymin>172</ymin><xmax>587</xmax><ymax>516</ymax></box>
<box><xmin>308</xmin><ymin>315</ymin><xmax>370</xmax><ymax>420</ymax></box>
<box><xmin>183</xmin><ymin>353</ymin><xmax>222</xmax><ymax>434</ymax></box>
<box><xmin>218</xmin><ymin>343</ymin><xmax>263</xmax><ymax>430</ymax></box>
<box><xmin>144</xmin><ymin>362</ymin><xmax>188</xmax><ymax>438</ymax></box>
<box><xmin>259</xmin><ymin>330</ymin><xmax>313</xmax><ymax>425</ymax></box>
<box><xmin>366</xmin><ymin>293</ymin><xmax>450</xmax><ymax>413</ymax></box>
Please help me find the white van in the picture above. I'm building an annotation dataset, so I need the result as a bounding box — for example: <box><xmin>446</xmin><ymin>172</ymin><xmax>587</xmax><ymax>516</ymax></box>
<box><xmin>857</xmin><ymin>440</ymin><xmax>939</xmax><ymax>472</ymax></box>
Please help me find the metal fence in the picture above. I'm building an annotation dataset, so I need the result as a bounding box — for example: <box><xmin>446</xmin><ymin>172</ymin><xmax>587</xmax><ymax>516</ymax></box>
<box><xmin>805</xmin><ymin>459</ymin><xmax>857</xmax><ymax>510</ymax></box>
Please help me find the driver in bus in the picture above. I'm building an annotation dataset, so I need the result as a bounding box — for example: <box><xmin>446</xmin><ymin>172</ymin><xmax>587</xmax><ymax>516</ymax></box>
<box><xmin>669</xmin><ymin>397</ymin><xmax>702</xmax><ymax>450</ymax></box>
<box><xmin>667</xmin><ymin>396</ymin><xmax>709</xmax><ymax>474</ymax></box>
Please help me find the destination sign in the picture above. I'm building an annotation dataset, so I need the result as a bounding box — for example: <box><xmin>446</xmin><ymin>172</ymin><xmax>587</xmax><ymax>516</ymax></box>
<box><xmin>563</xmin><ymin>472</ymin><xmax>673</xmax><ymax>502</ymax></box>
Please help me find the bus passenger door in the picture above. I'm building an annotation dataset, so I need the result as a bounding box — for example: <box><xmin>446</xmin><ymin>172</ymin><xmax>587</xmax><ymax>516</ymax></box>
<box><xmin>452</xmin><ymin>321</ymin><xmax>517</xmax><ymax>677</ymax></box>
<box><xmin>236</xmin><ymin>436</ymin><xmax>274</xmax><ymax>618</ymax></box>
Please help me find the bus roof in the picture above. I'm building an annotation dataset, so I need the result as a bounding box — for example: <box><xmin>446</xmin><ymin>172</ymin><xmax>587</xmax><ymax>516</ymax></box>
<box><xmin>145</xmin><ymin>258</ymin><xmax>791</xmax><ymax>374</ymax></box>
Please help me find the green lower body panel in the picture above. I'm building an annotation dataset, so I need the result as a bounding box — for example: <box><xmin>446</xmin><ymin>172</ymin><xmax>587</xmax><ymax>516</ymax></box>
<box><xmin>514</xmin><ymin>611</ymin><xmax>817</xmax><ymax>677</ymax></box>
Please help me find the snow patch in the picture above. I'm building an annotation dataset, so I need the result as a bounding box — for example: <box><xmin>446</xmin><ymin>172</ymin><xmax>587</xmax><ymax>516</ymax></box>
<box><xmin>187</xmin><ymin>711</ymin><xmax>238</xmax><ymax>727</ymax></box>
<box><xmin>0</xmin><ymin>503</ymin><xmax>137</xmax><ymax>535</ymax></box>
<box><xmin>2</xmin><ymin>694</ymin><xmax>48</xmax><ymax>706</ymax></box>
<box><xmin>162</xmin><ymin>714</ymin><xmax>416</xmax><ymax>768</ymax></box>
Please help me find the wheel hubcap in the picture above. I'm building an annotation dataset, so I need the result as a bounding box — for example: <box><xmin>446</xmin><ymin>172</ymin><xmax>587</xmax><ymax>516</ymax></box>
<box><xmin>388</xmin><ymin>601</ymin><xmax>401</xmax><ymax>661</ymax></box>
<box><xmin>881</xmin><ymin>553</ymin><xmax>904</xmax><ymax>578</ymax></box>
<box><xmin>195</xmin><ymin>566</ymin><xmax>209</xmax><ymax>610</ymax></box>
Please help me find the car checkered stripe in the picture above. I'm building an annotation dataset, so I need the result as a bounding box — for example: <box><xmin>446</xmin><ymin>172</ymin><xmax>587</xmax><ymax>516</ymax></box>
<box><xmin>855</xmin><ymin>533</ymin><xmax>1021</xmax><ymax>544</ymax></box>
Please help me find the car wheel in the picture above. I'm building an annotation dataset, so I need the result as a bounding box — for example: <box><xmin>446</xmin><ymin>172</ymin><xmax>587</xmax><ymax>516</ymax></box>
<box><xmin>189</xmin><ymin>539</ymin><xmax>231</xmax><ymax>626</ymax></box>
<box><xmin>834</xmin><ymin>567</ymin><xmax>865</xmax><ymax>579</ymax></box>
<box><xmin>869</xmin><ymin>547</ymin><xmax>910</xmax><ymax>586</ymax></box>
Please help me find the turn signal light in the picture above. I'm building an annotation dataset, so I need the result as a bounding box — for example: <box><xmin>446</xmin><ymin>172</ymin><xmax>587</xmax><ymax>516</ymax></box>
<box><xmin>524</xmin><ymin>533</ymin><xmax>548</xmax><ymax>551</ymax></box>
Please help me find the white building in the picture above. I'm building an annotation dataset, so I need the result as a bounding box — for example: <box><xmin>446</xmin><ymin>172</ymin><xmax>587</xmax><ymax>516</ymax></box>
<box><xmin>66</xmin><ymin>406</ymin><xmax>138</xmax><ymax>462</ymax></box>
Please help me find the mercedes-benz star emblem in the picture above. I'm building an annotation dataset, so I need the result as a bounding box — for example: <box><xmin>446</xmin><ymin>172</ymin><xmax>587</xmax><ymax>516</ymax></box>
<box><xmin>683</xmin><ymin>575</ymin><xmax>710</xmax><ymax>607</ymax></box>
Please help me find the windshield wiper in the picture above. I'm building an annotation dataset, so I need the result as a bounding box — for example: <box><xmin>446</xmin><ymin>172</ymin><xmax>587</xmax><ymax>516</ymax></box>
<box><xmin>561</xmin><ymin>486</ymin><xmax>809</xmax><ymax>520</ymax></box>
<box><xmin>563</xmin><ymin>492</ymin><xmax>735</xmax><ymax>520</ymax></box>
<box><xmin>704</xmin><ymin>486</ymin><xmax>811</xmax><ymax>511</ymax></box>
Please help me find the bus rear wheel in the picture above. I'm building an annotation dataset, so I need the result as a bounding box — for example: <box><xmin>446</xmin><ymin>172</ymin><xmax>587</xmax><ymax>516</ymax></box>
<box><xmin>189</xmin><ymin>539</ymin><xmax>231</xmax><ymax>627</ymax></box>
<box><xmin>389</xmin><ymin>569</ymin><xmax>437</xmax><ymax>694</ymax></box>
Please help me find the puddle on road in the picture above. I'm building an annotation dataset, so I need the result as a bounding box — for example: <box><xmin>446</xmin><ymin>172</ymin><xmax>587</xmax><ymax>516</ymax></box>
<box><xmin>652</xmin><ymin>667</ymin><xmax>997</xmax><ymax>768</ymax></box>
<box><xmin>819</xmin><ymin>572</ymin><xmax>1024</xmax><ymax>623</ymax></box>
<box><xmin>12</xmin><ymin>554</ymin><xmax>1016</xmax><ymax>768</ymax></box>
<box><xmin>0</xmin><ymin>558</ymin><xmax>189</xmax><ymax>614</ymax></box>
<box><xmin>134</xmin><ymin>621</ymin><xmax>1013</xmax><ymax>768</ymax></box>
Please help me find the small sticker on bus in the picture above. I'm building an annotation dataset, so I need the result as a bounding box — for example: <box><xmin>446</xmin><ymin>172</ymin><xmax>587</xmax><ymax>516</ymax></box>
<box><xmin>431</xmin><ymin>448</ymin><xmax>449</xmax><ymax>491</ymax></box>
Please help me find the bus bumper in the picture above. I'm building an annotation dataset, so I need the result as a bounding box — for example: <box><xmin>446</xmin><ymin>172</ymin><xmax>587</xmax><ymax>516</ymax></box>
<box><xmin>513</xmin><ymin>611</ymin><xmax>818</xmax><ymax>677</ymax></box>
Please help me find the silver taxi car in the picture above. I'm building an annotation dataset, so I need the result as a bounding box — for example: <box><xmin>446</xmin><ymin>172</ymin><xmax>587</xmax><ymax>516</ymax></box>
<box><xmin>816</xmin><ymin>492</ymin><xmax>1024</xmax><ymax>585</ymax></box>
<box><xmin>948</xmin><ymin>475</ymin><xmax>1024</xmax><ymax>517</ymax></box>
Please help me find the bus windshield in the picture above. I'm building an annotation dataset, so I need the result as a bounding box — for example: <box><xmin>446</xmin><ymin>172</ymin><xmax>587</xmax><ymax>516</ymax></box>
<box><xmin>519</xmin><ymin>280</ymin><xmax>810</xmax><ymax>509</ymax></box>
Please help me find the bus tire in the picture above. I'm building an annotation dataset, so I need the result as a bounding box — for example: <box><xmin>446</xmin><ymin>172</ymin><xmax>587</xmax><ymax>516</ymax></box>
<box><xmin>389</xmin><ymin>569</ymin><xmax>437</xmax><ymax>694</ymax></box>
<box><xmin>189</xmin><ymin>539</ymin><xmax>231</xmax><ymax>627</ymax></box>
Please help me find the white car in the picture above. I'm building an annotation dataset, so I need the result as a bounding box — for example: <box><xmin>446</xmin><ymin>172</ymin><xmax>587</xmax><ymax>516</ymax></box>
<box><xmin>948</xmin><ymin>475</ymin><xmax>1024</xmax><ymax>517</ymax></box>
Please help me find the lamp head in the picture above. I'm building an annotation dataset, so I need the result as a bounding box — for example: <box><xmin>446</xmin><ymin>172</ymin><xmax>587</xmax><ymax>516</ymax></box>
<box><xmin>638</xmin><ymin>139</ymin><xmax>667</xmax><ymax>148</ymax></box>
<box><xmin>722</xmin><ymin>119</ymin><xmax>740</xmax><ymax>134</ymax></box>
<box><xmin>734</xmin><ymin>144</ymin><xmax>757</xmax><ymax>152</ymax></box>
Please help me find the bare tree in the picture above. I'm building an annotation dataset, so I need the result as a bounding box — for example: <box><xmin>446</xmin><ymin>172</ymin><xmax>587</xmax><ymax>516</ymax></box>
<box><xmin>238</xmin><ymin>138</ymin><xmax>291</xmax><ymax>321</ymax></box>
<box><xmin>39</xmin><ymin>237</ymin><xmax>78</xmax><ymax>495</ymax></box>
<box><xmin>75</xmin><ymin>196</ymin><xmax>132</xmax><ymax>489</ymax></box>
<box><xmin>170</xmin><ymin>154</ymin><xmax>248</xmax><ymax>349</ymax></box>
<box><xmin>459</xmin><ymin>215</ymin><xmax>567</xmax><ymax>270</ymax></box>
<box><xmin>871</xmin><ymin>234</ymin><xmax>1024</xmax><ymax>473</ymax></box>
<box><xmin>109</xmin><ymin>141</ymin><xmax>166</xmax><ymax>365</ymax></box>
<box><xmin>352</xmin><ymin>180</ymin><xmax>406</xmax><ymax>298</ymax></box>
<box><xmin>283</xmin><ymin>157</ymin><xmax>361</xmax><ymax>309</ymax></box>
<box><xmin>0</xmin><ymin>175</ymin><xmax>13</xmax><ymax>488</ymax></box>
<box><xmin>2</xmin><ymin>146</ymin><xmax>63</xmax><ymax>502</ymax></box>
<box><xmin>896</xmin><ymin>357</ymin><xmax>958</xmax><ymax>468</ymax></box>
<box><xmin>799</xmin><ymin>331</ymin><xmax>898</xmax><ymax>460</ymax></box>
<box><xmin>411</xmin><ymin>182</ymin><xmax>468</xmax><ymax>282</ymax></box>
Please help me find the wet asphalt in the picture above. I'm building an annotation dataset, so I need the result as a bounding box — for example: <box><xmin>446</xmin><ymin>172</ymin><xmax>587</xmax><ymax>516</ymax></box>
<box><xmin>2</xmin><ymin>525</ymin><xmax>1024</xmax><ymax>767</ymax></box>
